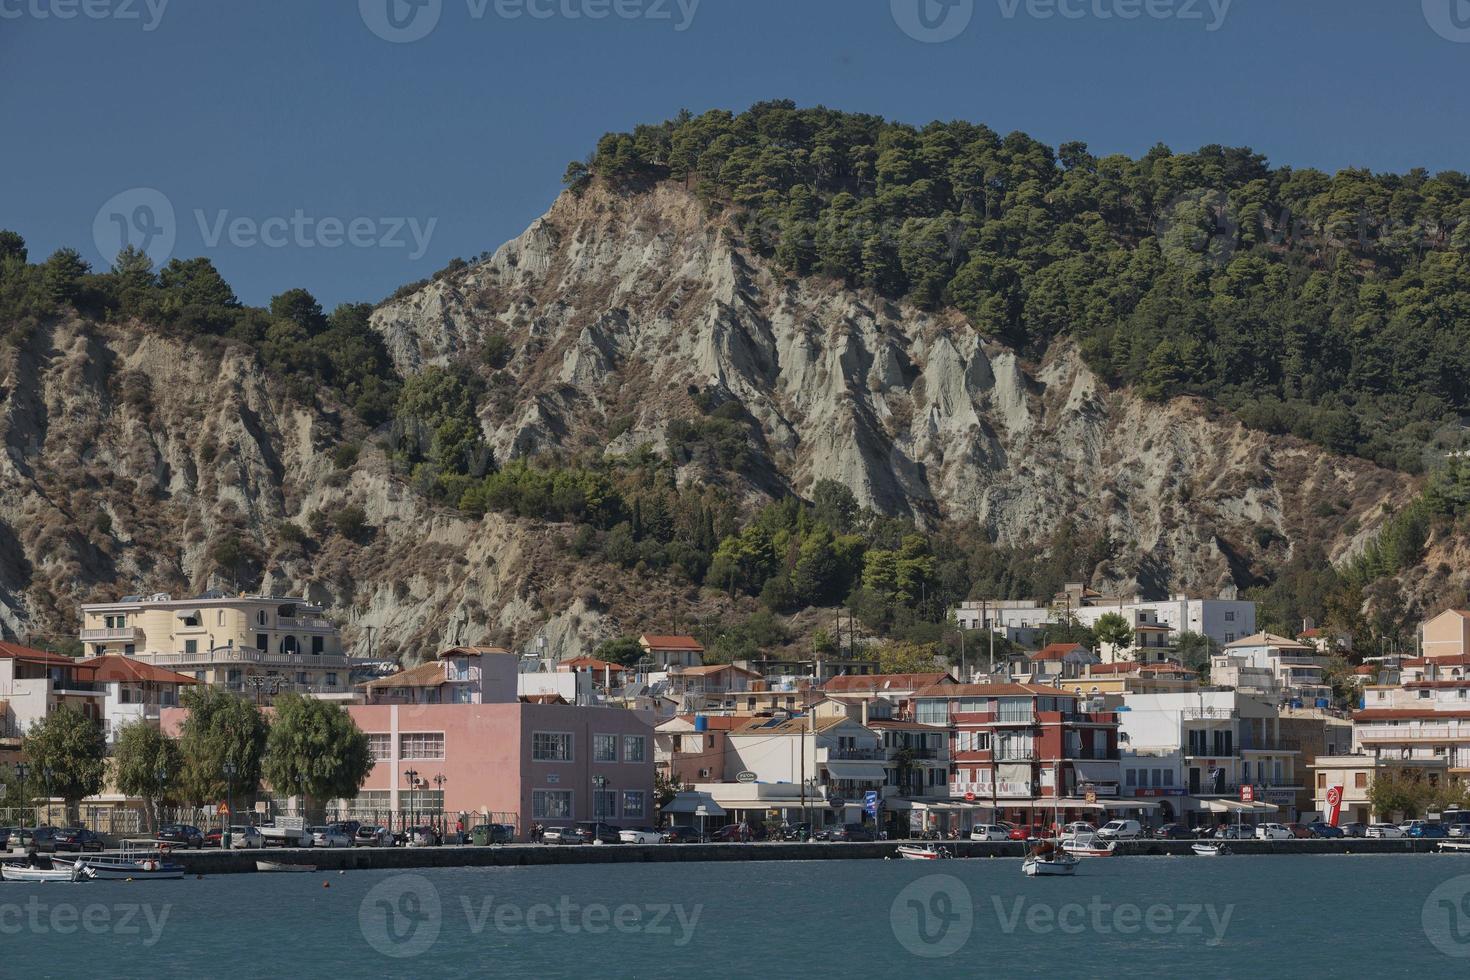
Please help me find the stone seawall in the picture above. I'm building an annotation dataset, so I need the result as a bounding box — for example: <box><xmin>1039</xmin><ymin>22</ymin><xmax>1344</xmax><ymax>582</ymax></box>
<box><xmin>161</xmin><ymin>838</ymin><xmax>1452</xmax><ymax>874</ymax></box>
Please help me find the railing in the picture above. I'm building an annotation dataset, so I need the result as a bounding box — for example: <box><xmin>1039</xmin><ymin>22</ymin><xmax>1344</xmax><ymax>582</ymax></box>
<box><xmin>79</xmin><ymin>627</ymin><xmax>140</xmax><ymax>641</ymax></box>
<box><xmin>278</xmin><ymin>616</ymin><xmax>336</xmax><ymax>631</ymax></box>
<box><xmin>137</xmin><ymin>647</ymin><xmax>351</xmax><ymax>668</ymax></box>
<box><xmin>826</xmin><ymin>747</ymin><xmax>885</xmax><ymax>760</ymax></box>
<box><xmin>995</xmin><ymin>709</ymin><xmax>1036</xmax><ymax>725</ymax></box>
<box><xmin>1358</xmin><ymin>725</ymin><xmax>1458</xmax><ymax>740</ymax></box>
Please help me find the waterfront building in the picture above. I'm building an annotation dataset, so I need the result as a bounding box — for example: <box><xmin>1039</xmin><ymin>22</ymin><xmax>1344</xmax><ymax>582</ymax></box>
<box><xmin>0</xmin><ymin>642</ymin><xmax>104</xmax><ymax>739</ymax></box>
<box><xmin>79</xmin><ymin>592</ymin><xmax>358</xmax><ymax>700</ymax></box>
<box><xmin>1308</xmin><ymin>755</ymin><xmax>1450</xmax><ymax>824</ymax></box>
<box><xmin>1211</xmin><ymin>632</ymin><xmax>1333</xmax><ymax>705</ymax></box>
<box><xmin>79</xmin><ymin>655</ymin><xmax>197</xmax><ymax>744</ymax></box>
<box><xmin>655</xmin><ymin>713</ymin><xmax>748</xmax><ymax>784</ymax></box>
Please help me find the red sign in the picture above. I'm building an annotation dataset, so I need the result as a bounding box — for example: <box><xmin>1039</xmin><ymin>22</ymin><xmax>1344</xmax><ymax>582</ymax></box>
<box><xmin>218</xmin><ymin>801</ymin><xmax>230</xmax><ymax>815</ymax></box>
<box><xmin>1325</xmin><ymin>786</ymin><xmax>1343</xmax><ymax>827</ymax></box>
<box><xmin>1240</xmin><ymin>785</ymin><xmax>1255</xmax><ymax>803</ymax></box>
<box><xmin>964</xmin><ymin>792</ymin><xmax>976</xmax><ymax>802</ymax></box>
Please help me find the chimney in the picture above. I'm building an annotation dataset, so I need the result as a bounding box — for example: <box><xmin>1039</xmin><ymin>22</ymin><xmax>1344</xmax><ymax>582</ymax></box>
<box><xmin>861</xmin><ymin>699</ymin><xmax>869</xmax><ymax>727</ymax></box>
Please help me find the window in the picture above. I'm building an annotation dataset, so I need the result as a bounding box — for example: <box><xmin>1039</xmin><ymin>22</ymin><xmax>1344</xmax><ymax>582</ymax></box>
<box><xmin>1224</xmin><ymin>633</ymin><xmax>1235</xmax><ymax>643</ymax></box>
<box><xmin>622</xmin><ymin>735</ymin><xmax>646</xmax><ymax>763</ymax></box>
<box><xmin>1162</xmin><ymin>769</ymin><xmax>1174</xmax><ymax>786</ymax></box>
<box><xmin>183</xmin><ymin>640</ymin><xmax>198</xmax><ymax>654</ymax></box>
<box><xmin>533</xmin><ymin>732</ymin><xmax>573</xmax><ymax>762</ymax></box>
<box><xmin>218</xmin><ymin>610</ymin><xmax>226</xmax><ymax>626</ymax></box>
<box><xmin>325</xmin><ymin>673</ymin><xmax>338</xmax><ymax>686</ymax></box>
<box><xmin>257</xmin><ymin>611</ymin><xmax>267</xmax><ymax>626</ymax></box>
<box><xmin>255</xmin><ymin>633</ymin><xmax>268</xmax><ymax>652</ymax></box>
<box><xmin>593</xmin><ymin>790</ymin><xmax>619</xmax><ymax>819</ymax></box>
<box><xmin>312</xmin><ymin>636</ymin><xmax>324</xmax><ymax>656</ymax></box>
<box><xmin>1125</xmin><ymin>769</ymin><xmax>1137</xmax><ymax>787</ymax></box>
<box><xmin>297</xmin><ymin>672</ymin><xmax>308</xmax><ymax>685</ymax></box>
<box><xmin>621</xmin><ymin>791</ymin><xmax>646</xmax><ymax>819</ymax></box>
<box><xmin>194</xmin><ymin>671</ymin><xmax>205</xmax><ymax>682</ymax></box>
<box><xmin>227</xmin><ymin>669</ymin><xmax>242</xmax><ymax>683</ymax></box>
<box><xmin>533</xmin><ymin>790</ymin><xmax>573</xmax><ymax>820</ymax></box>
<box><xmin>123</xmin><ymin>644</ymin><xmax>135</xmax><ymax>656</ymax></box>
<box><xmin>367</xmin><ymin>734</ymin><xmax>392</xmax><ymax>762</ymax></box>
<box><xmin>399</xmin><ymin>732</ymin><xmax>444</xmax><ymax>760</ymax></box>
<box><xmin>1224</xmin><ymin>611</ymin><xmax>1235</xmax><ymax>622</ymax></box>
<box><xmin>593</xmin><ymin>735</ymin><xmax>618</xmax><ymax>762</ymax></box>
<box><xmin>1317</xmin><ymin>773</ymin><xmax>1326</xmax><ymax>789</ymax></box>
<box><xmin>916</xmin><ymin>700</ymin><xmax>949</xmax><ymax>725</ymax></box>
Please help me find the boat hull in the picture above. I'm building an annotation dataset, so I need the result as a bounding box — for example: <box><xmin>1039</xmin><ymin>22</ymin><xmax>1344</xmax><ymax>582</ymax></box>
<box><xmin>2</xmin><ymin>863</ymin><xmax>90</xmax><ymax>883</ymax></box>
<box><xmin>896</xmin><ymin>846</ymin><xmax>951</xmax><ymax>860</ymax></box>
<box><xmin>257</xmin><ymin>862</ymin><xmax>317</xmax><ymax>873</ymax></box>
<box><xmin>1022</xmin><ymin>857</ymin><xmax>1078</xmax><ymax>876</ymax></box>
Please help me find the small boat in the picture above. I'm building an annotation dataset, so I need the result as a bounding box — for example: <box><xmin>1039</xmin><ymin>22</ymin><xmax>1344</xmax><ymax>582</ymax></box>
<box><xmin>256</xmin><ymin>861</ymin><xmax>317</xmax><ymax>873</ymax></box>
<box><xmin>1438</xmin><ymin>841</ymin><xmax>1470</xmax><ymax>853</ymax></box>
<box><xmin>73</xmin><ymin>840</ymin><xmax>186</xmax><ymax>880</ymax></box>
<box><xmin>896</xmin><ymin>843</ymin><xmax>953</xmax><ymax>860</ymax></box>
<box><xmin>1022</xmin><ymin>840</ymin><xmax>1079</xmax><ymax>876</ymax></box>
<box><xmin>1062</xmin><ymin>833</ymin><xmax>1116</xmax><ymax>858</ymax></box>
<box><xmin>1191</xmin><ymin>842</ymin><xmax>1227</xmax><ymax>856</ymax></box>
<box><xmin>2</xmin><ymin>860</ymin><xmax>93</xmax><ymax>883</ymax></box>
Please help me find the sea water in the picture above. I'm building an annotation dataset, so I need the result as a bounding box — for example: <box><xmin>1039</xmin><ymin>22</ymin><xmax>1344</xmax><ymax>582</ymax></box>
<box><xmin>2</xmin><ymin>854</ymin><xmax>1467</xmax><ymax>977</ymax></box>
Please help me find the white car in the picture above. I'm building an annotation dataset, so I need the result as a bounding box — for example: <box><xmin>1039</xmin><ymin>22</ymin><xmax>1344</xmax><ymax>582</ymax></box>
<box><xmin>1255</xmin><ymin>823</ymin><xmax>1292</xmax><ymax>841</ymax></box>
<box><xmin>1366</xmin><ymin>823</ymin><xmax>1407</xmax><ymax>839</ymax></box>
<box><xmin>619</xmin><ymin>827</ymin><xmax>664</xmax><ymax>845</ymax></box>
<box><xmin>309</xmin><ymin>826</ymin><xmax>352</xmax><ymax>848</ymax></box>
<box><xmin>1097</xmin><ymin>820</ymin><xmax>1143</xmax><ymax>841</ymax></box>
<box><xmin>227</xmin><ymin>825</ymin><xmax>264</xmax><ymax>849</ymax></box>
<box><xmin>969</xmin><ymin>825</ymin><xmax>1009</xmax><ymax>842</ymax></box>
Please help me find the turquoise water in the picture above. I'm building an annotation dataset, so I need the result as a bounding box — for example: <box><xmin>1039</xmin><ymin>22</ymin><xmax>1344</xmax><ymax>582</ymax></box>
<box><xmin>3</xmin><ymin>854</ymin><xmax>1469</xmax><ymax>977</ymax></box>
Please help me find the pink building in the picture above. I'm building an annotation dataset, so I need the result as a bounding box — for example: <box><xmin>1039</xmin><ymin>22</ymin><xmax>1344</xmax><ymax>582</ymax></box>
<box><xmin>345</xmin><ymin>702</ymin><xmax>654</xmax><ymax>835</ymax></box>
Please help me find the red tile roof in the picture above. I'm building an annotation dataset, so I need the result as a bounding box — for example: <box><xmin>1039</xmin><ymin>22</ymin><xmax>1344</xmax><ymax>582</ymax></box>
<box><xmin>639</xmin><ymin>634</ymin><xmax>704</xmax><ymax>652</ymax></box>
<box><xmin>559</xmin><ymin>656</ymin><xmax>628</xmax><ymax>673</ymax></box>
<box><xmin>914</xmin><ymin>682</ymin><xmax>1076</xmax><ymax>698</ymax></box>
<box><xmin>822</xmin><ymin>673</ymin><xmax>954</xmax><ymax>692</ymax></box>
<box><xmin>675</xmin><ymin>663</ymin><xmax>760</xmax><ymax>677</ymax></box>
<box><xmin>0</xmin><ymin>642</ymin><xmax>92</xmax><ymax>670</ymax></box>
<box><xmin>78</xmin><ymin>656</ymin><xmax>197</xmax><ymax>685</ymax></box>
<box><xmin>1029</xmin><ymin>643</ymin><xmax>1089</xmax><ymax>662</ymax></box>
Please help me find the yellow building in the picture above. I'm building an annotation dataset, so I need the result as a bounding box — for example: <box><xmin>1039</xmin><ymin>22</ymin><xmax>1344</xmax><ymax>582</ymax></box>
<box><xmin>1421</xmin><ymin>609</ymin><xmax>1470</xmax><ymax>660</ymax></box>
<box><xmin>79</xmin><ymin>591</ymin><xmax>353</xmax><ymax>700</ymax></box>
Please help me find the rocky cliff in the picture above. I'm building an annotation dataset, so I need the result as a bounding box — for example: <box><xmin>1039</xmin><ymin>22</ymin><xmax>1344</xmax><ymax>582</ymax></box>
<box><xmin>0</xmin><ymin>180</ymin><xmax>1426</xmax><ymax>659</ymax></box>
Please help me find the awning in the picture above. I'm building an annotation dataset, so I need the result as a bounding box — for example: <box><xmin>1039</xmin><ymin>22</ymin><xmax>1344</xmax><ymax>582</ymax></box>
<box><xmin>1104</xmin><ymin>799</ymin><xmax>1162</xmax><ymax>810</ymax></box>
<box><xmin>824</xmin><ymin>761</ymin><xmax>889</xmax><ymax>780</ymax></box>
<box><xmin>661</xmin><ymin>792</ymin><xmax>727</xmax><ymax>816</ymax></box>
<box><xmin>1201</xmin><ymin>799</ymin><xmax>1278</xmax><ymax>814</ymax></box>
<box><xmin>1071</xmin><ymin>761</ymin><xmax>1121</xmax><ymax>784</ymax></box>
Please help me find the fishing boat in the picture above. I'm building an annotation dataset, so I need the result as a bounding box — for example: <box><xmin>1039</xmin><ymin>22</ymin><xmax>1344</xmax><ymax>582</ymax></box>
<box><xmin>1022</xmin><ymin>840</ymin><xmax>1080</xmax><ymax>876</ymax></box>
<box><xmin>256</xmin><ymin>860</ymin><xmax>317</xmax><ymax>873</ymax></box>
<box><xmin>2</xmin><ymin>859</ymin><xmax>93</xmax><ymax>883</ymax></box>
<box><xmin>1061</xmin><ymin>832</ymin><xmax>1116</xmax><ymax>858</ymax></box>
<box><xmin>896</xmin><ymin>843</ymin><xmax>953</xmax><ymax>860</ymax></box>
<box><xmin>1191</xmin><ymin>842</ymin><xmax>1227</xmax><ymax>856</ymax></box>
<box><xmin>72</xmin><ymin>840</ymin><xmax>186</xmax><ymax>880</ymax></box>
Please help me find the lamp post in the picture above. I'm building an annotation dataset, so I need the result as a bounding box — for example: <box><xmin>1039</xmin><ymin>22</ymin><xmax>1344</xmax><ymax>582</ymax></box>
<box><xmin>592</xmin><ymin>774</ymin><xmax>608</xmax><ymax>828</ymax></box>
<box><xmin>433</xmin><ymin>774</ymin><xmax>447</xmax><ymax>836</ymax></box>
<box><xmin>404</xmin><ymin>768</ymin><xmax>420</xmax><ymax>836</ymax></box>
<box><xmin>42</xmin><ymin>766</ymin><xmax>53</xmax><ymax>826</ymax></box>
<box><xmin>14</xmin><ymin>763</ymin><xmax>28</xmax><ymax>830</ymax></box>
<box><xmin>154</xmin><ymin>766</ymin><xmax>167</xmax><ymax>837</ymax></box>
<box><xmin>222</xmin><ymin>762</ymin><xmax>237</xmax><ymax>849</ymax></box>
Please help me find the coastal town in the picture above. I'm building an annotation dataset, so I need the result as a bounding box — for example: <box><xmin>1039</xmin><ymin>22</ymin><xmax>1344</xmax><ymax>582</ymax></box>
<box><xmin>2</xmin><ymin>582</ymin><xmax>1468</xmax><ymax>856</ymax></box>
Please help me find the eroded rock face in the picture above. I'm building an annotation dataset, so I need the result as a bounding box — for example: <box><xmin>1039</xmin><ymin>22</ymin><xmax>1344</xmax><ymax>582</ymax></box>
<box><xmin>0</xmin><ymin>181</ymin><xmax>1423</xmax><ymax>657</ymax></box>
<box><xmin>372</xmin><ymin>181</ymin><xmax>1416</xmax><ymax>596</ymax></box>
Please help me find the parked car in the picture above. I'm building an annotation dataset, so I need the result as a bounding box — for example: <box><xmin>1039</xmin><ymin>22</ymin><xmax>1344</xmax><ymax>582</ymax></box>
<box><xmin>1284</xmin><ymin>823</ymin><xmax>1315</xmax><ymax>839</ymax></box>
<box><xmin>541</xmin><ymin>826</ymin><xmax>585</xmax><ymax>845</ymax></box>
<box><xmin>0</xmin><ymin>828</ymin><xmax>13</xmax><ymax>850</ymax></box>
<box><xmin>1255</xmin><ymin>823</ymin><xmax>1292</xmax><ymax>841</ymax></box>
<box><xmin>1097</xmin><ymin>820</ymin><xmax>1143</xmax><ymax>841</ymax></box>
<box><xmin>228</xmin><ymin>825</ymin><xmax>265</xmax><ymax>849</ymax></box>
<box><xmin>309</xmin><ymin>825</ymin><xmax>353</xmax><ymax>848</ymax></box>
<box><xmin>1212</xmin><ymin>825</ymin><xmax>1252</xmax><ymax>840</ymax></box>
<box><xmin>1306</xmin><ymin>822</ymin><xmax>1344</xmax><ymax>839</ymax></box>
<box><xmin>1008</xmin><ymin>823</ymin><xmax>1047</xmax><ymax>841</ymax></box>
<box><xmin>780</xmin><ymin>822</ymin><xmax>812</xmax><ymax>841</ymax></box>
<box><xmin>969</xmin><ymin>824</ymin><xmax>1010</xmax><ymax>842</ymax></box>
<box><xmin>1366</xmin><ymin>823</ymin><xmax>1406</xmax><ymax>839</ymax></box>
<box><xmin>1060</xmin><ymin>821</ymin><xmax>1097</xmax><ymax>837</ymax></box>
<box><xmin>1447</xmin><ymin>818</ymin><xmax>1470</xmax><ymax>839</ymax></box>
<box><xmin>403</xmin><ymin>826</ymin><xmax>441</xmax><ymax>847</ymax></box>
<box><xmin>330</xmin><ymin>820</ymin><xmax>362</xmax><ymax>840</ymax></box>
<box><xmin>1339</xmin><ymin>822</ymin><xmax>1368</xmax><ymax>838</ymax></box>
<box><xmin>1399</xmin><ymin>820</ymin><xmax>1427</xmax><ymax>834</ymax></box>
<box><xmin>17</xmin><ymin>827</ymin><xmax>58</xmax><ymax>853</ymax></box>
<box><xmin>575</xmin><ymin>822</ymin><xmax>621</xmax><ymax>845</ymax></box>
<box><xmin>1408</xmin><ymin>823</ymin><xmax>1450</xmax><ymax>839</ymax></box>
<box><xmin>1154</xmin><ymin>823</ymin><xmax>1197</xmax><ymax>840</ymax></box>
<box><xmin>53</xmin><ymin>828</ymin><xmax>105</xmax><ymax>853</ymax></box>
<box><xmin>354</xmin><ymin>826</ymin><xmax>392</xmax><ymax>847</ymax></box>
<box><xmin>471</xmin><ymin>824</ymin><xmax>517</xmax><ymax>845</ymax></box>
<box><xmin>827</xmin><ymin>823</ymin><xmax>877</xmax><ymax>842</ymax></box>
<box><xmin>661</xmin><ymin>826</ymin><xmax>702</xmax><ymax>844</ymax></box>
<box><xmin>158</xmin><ymin>825</ymin><xmax>205</xmax><ymax>849</ymax></box>
<box><xmin>618</xmin><ymin>826</ymin><xmax>663</xmax><ymax>845</ymax></box>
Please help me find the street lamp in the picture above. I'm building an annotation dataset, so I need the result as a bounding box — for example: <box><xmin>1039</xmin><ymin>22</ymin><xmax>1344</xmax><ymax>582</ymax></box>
<box><xmin>404</xmin><ymin>768</ymin><xmax>420</xmax><ymax>833</ymax></box>
<box><xmin>13</xmin><ymin>763</ymin><xmax>27</xmax><ymax>829</ymax></box>
<box><xmin>432</xmin><ymin>774</ymin><xmax>447</xmax><ymax>834</ymax></box>
<box><xmin>41</xmin><ymin>766</ymin><xmax>52</xmax><ymax>825</ymax></box>
<box><xmin>592</xmin><ymin>774</ymin><xmax>608</xmax><ymax>827</ymax></box>
<box><xmin>222</xmin><ymin>762</ymin><xmax>238</xmax><ymax>849</ymax></box>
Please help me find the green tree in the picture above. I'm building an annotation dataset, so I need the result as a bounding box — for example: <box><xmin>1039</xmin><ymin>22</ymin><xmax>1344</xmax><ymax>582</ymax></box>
<box><xmin>1367</xmin><ymin>768</ymin><xmax>1431</xmax><ymax>821</ymax></box>
<box><xmin>1092</xmin><ymin>612</ymin><xmax>1133</xmax><ymax>655</ymax></box>
<box><xmin>22</xmin><ymin>705</ymin><xmax>107</xmax><ymax>824</ymax></box>
<box><xmin>262</xmin><ymin>694</ymin><xmax>373</xmax><ymax>816</ymax></box>
<box><xmin>177</xmin><ymin>686</ymin><xmax>268</xmax><ymax>806</ymax></box>
<box><xmin>875</xmin><ymin>640</ymin><xmax>944</xmax><ymax>674</ymax></box>
<box><xmin>594</xmin><ymin>635</ymin><xmax>646</xmax><ymax>667</ymax></box>
<box><xmin>113</xmin><ymin>721</ymin><xmax>183</xmax><ymax>832</ymax></box>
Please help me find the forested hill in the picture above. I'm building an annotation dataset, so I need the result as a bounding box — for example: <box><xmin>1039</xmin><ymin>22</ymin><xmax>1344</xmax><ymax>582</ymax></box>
<box><xmin>572</xmin><ymin>100</ymin><xmax>1470</xmax><ymax>473</ymax></box>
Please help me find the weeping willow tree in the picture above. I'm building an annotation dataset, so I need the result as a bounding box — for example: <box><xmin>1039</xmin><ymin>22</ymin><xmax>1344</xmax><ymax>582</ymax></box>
<box><xmin>262</xmin><ymin>693</ymin><xmax>373</xmax><ymax>817</ymax></box>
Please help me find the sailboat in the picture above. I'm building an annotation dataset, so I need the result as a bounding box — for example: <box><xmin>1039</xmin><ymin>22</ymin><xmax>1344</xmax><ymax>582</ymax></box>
<box><xmin>1022</xmin><ymin>765</ymin><xmax>1079</xmax><ymax>876</ymax></box>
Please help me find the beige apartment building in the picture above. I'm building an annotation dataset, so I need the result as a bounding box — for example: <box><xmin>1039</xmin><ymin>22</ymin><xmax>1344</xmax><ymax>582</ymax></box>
<box><xmin>79</xmin><ymin>592</ymin><xmax>354</xmax><ymax>700</ymax></box>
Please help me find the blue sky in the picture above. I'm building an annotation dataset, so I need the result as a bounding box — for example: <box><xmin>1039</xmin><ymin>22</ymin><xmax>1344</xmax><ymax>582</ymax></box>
<box><xmin>1</xmin><ymin>0</ymin><xmax>1466</xmax><ymax>307</ymax></box>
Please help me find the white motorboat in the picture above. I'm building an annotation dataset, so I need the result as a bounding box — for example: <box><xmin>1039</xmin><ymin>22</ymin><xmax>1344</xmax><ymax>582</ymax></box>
<box><xmin>1437</xmin><ymin>841</ymin><xmax>1470</xmax><ymax>853</ymax></box>
<box><xmin>73</xmin><ymin>840</ymin><xmax>186</xmax><ymax>880</ymax></box>
<box><xmin>896</xmin><ymin>843</ymin><xmax>953</xmax><ymax>860</ymax></box>
<box><xmin>1191</xmin><ymin>842</ymin><xmax>1227</xmax><ymax>856</ymax></box>
<box><xmin>256</xmin><ymin>861</ymin><xmax>317</xmax><ymax>873</ymax></box>
<box><xmin>1022</xmin><ymin>842</ymin><xmax>1080</xmax><ymax>876</ymax></box>
<box><xmin>3</xmin><ymin>860</ymin><xmax>93</xmax><ymax>883</ymax></box>
<box><xmin>1061</xmin><ymin>833</ymin><xmax>1116</xmax><ymax>858</ymax></box>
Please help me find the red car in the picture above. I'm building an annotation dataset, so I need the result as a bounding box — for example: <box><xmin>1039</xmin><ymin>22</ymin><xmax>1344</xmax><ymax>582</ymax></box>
<box><xmin>1284</xmin><ymin>823</ymin><xmax>1315</xmax><ymax>839</ymax></box>
<box><xmin>1008</xmin><ymin>823</ymin><xmax>1047</xmax><ymax>841</ymax></box>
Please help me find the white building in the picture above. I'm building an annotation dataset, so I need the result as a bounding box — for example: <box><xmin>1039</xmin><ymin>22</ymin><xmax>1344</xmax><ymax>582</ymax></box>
<box><xmin>954</xmin><ymin>593</ymin><xmax>1255</xmax><ymax>649</ymax></box>
<box><xmin>80</xmin><ymin>655</ymin><xmax>197</xmax><ymax>744</ymax></box>
<box><xmin>1212</xmin><ymin>632</ymin><xmax>1332</xmax><ymax>704</ymax></box>
<box><xmin>0</xmin><ymin>642</ymin><xmax>105</xmax><ymax>739</ymax></box>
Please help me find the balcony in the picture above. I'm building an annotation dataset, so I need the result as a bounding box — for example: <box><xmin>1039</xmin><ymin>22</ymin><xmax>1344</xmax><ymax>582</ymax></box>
<box><xmin>821</xmin><ymin>747</ymin><xmax>885</xmax><ymax>761</ymax></box>
<box><xmin>277</xmin><ymin>616</ymin><xmax>337</xmax><ymax>632</ymax></box>
<box><xmin>80</xmin><ymin>627</ymin><xmax>141</xmax><ymax>642</ymax></box>
<box><xmin>136</xmin><ymin>646</ymin><xmax>351</xmax><ymax>670</ymax></box>
<box><xmin>1358</xmin><ymin>725</ymin><xmax>1461</xmax><ymax>741</ymax></box>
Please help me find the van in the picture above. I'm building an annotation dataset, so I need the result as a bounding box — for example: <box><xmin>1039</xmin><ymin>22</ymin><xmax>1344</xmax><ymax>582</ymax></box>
<box><xmin>1097</xmin><ymin>819</ymin><xmax>1142</xmax><ymax>840</ymax></box>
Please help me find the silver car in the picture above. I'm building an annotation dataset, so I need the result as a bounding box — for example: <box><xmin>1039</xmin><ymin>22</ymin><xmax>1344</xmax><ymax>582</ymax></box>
<box><xmin>1366</xmin><ymin>823</ymin><xmax>1406</xmax><ymax>839</ymax></box>
<box><xmin>309</xmin><ymin>826</ymin><xmax>352</xmax><ymax>848</ymax></box>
